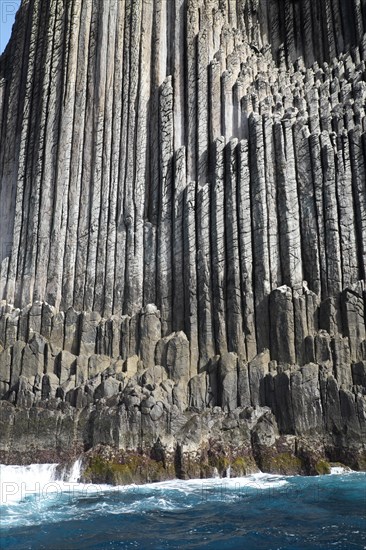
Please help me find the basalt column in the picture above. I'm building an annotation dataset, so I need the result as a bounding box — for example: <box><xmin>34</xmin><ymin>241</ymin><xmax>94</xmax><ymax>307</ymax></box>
<box><xmin>0</xmin><ymin>0</ymin><xmax>366</xmax><ymax>379</ymax></box>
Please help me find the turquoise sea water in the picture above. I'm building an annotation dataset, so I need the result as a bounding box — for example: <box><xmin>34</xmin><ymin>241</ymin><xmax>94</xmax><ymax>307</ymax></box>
<box><xmin>0</xmin><ymin>464</ymin><xmax>365</xmax><ymax>549</ymax></box>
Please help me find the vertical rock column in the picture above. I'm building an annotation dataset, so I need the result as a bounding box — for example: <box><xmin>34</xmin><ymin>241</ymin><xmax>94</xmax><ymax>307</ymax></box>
<box><xmin>197</xmin><ymin>183</ymin><xmax>215</xmax><ymax>368</ymax></box>
<box><xmin>183</xmin><ymin>181</ymin><xmax>199</xmax><ymax>373</ymax></box>
<box><xmin>237</xmin><ymin>140</ymin><xmax>257</xmax><ymax>361</ymax></box>
<box><xmin>4</xmin><ymin>0</ymin><xmax>44</xmax><ymax>304</ymax></box>
<box><xmin>186</xmin><ymin>0</ymin><xmax>199</xmax><ymax>181</ymax></box>
<box><xmin>225</xmin><ymin>139</ymin><xmax>245</xmax><ymax>357</ymax></box>
<box><xmin>103</xmin><ymin>0</ymin><xmax>127</xmax><ymax>316</ymax></box>
<box><xmin>122</xmin><ymin>0</ymin><xmax>144</xmax><ymax>316</ymax></box>
<box><xmin>349</xmin><ymin>127</ymin><xmax>366</xmax><ymax>281</ymax></box>
<box><xmin>293</xmin><ymin>123</ymin><xmax>320</xmax><ymax>294</ymax></box>
<box><xmin>274</xmin><ymin>118</ymin><xmax>302</xmax><ymax>289</ymax></box>
<box><xmin>92</xmin><ymin>0</ymin><xmax>119</xmax><ymax>315</ymax></box>
<box><xmin>59</xmin><ymin>0</ymin><xmax>93</xmax><ymax>310</ymax></box>
<box><xmin>335</xmin><ymin>131</ymin><xmax>359</xmax><ymax>288</ymax></box>
<box><xmin>249</xmin><ymin>113</ymin><xmax>270</xmax><ymax>351</ymax></box>
<box><xmin>172</xmin><ymin>147</ymin><xmax>186</xmax><ymax>332</ymax></box>
<box><xmin>45</xmin><ymin>0</ymin><xmax>82</xmax><ymax>309</ymax></box>
<box><xmin>73</xmin><ymin>0</ymin><xmax>101</xmax><ymax>311</ymax></box>
<box><xmin>197</xmin><ymin>29</ymin><xmax>209</xmax><ymax>183</ymax></box>
<box><xmin>157</xmin><ymin>76</ymin><xmax>174</xmax><ymax>335</ymax></box>
<box><xmin>211</xmin><ymin>137</ymin><xmax>227</xmax><ymax>356</ymax></box>
<box><xmin>113</xmin><ymin>0</ymin><xmax>132</xmax><ymax>315</ymax></box>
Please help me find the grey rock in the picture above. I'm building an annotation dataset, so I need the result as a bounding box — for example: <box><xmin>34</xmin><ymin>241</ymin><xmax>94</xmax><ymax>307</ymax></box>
<box><xmin>341</xmin><ymin>284</ymin><xmax>366</xmax><ymax>362</ymax></box>
<box><xmin>50</xmin><ymin>312</ymin><xmax>65</xmax><ymax>349</ymax></box>
<box><xmin>124</xmin><ymin>355</ymin><xmax>141</xmax><ymax>379</ymax></box>
<box><xmin>21</xmin><ymin>335</ymin><xmax>46</xmax><ymax>380</ymax></box>
<box><xmin>94</xmin><ymin>377</ymin><xmax>121</xmax><ymax>401</ymax></box>
<box><xmin>40</xmin><ymin>303</ymin><xmax>55</xmax><ymax>341</ymax></box>
<box><xmin>352</xmin><ymin>362</ymin><xmax>366</xmax><ymax>388</ymax></box>
<box><xmin>314</xmin><ymin>331</ymin><xmax>332</xmax><ymax>365</ymax></box>
<box><xmin>57</xmin><ymin>351</ymin><xmax>76</xmax><ymax>385</ymax></box>
<box><xmin>158</xmin><ymin>332</ymin><xmax>190</xmax><ymax>384</ymax></box>
<box><xmin>80</xmin><ymin>312</ymin><xmax>100</xmax><ymax>356</ymax></box>
<box><xmin>172</xmin><ymin>380</ymin><xmax>188</xmax><ymax>412</ymax></box>
<box><xmin>218</xmin><ymin>352</ymin><xmax>238</xmax><ymax>412</ymax></box>
<box><xmin>248</xmin><ymin>350</ymin><xmax>270</xmax><ymax>408</ymax></box>
<box><xmin>75</xmin><ymin>355</ymin><xmax>89</xmax><ymax>386</ymax></box>
<box><xmin>64</xmin><ymin>307</ymin><xmax>80</xmax><ymax>355</ymax></box>
<box><xmin>41</xmin><ymin>373</ymin><xmax>60</xmax><ymax>400</ymax></box>
<box><xmin>0</xmin><ymin>0</ymin><xmax>365</xmax><ymax>473</ymax></box>
<box><xmin>28</xmin><ymin>303</ymin><xmax>43</xmax><ymax>338</ymax></box>
<box><xmin>238</xmin><ymin>359</ymin><xmax>251</xmax><ymax>408</ymax></box>
<box><xmin>291</xmin><ymin>364</ymin><xmax>323</xmax><ymax>434</ymax></box>
<box><xmin>139</xmin><ymin>305</ymin><xmax>161</xmax><ymax>370</ymax></box>
<box><xmin>88</xmin><ymin>354</ymin><xmax>111</xmax><ymax>380</ymax></box>
<box><xmin>140</xmin><ymin>365</ymin><xmax>167</xmax><ymax>388</ymax></box>
<box><xmin>270</xmin><ymin>286</ymin><xmax>296</xmax><ymax>364</ymax></box>
<box><xmin>10</xmin><ymin>340</ymin><xmax>26</xmax><ymax>388</ymax></box>
<box><xmin>188</xmin><ymin>372</ymin><xmax>207</xmax><ymax>412</ymax></box>
<box><xmin>332</xmin><ymin>335</ymin><xmax>353</xmax><ymax>387</ymax></box>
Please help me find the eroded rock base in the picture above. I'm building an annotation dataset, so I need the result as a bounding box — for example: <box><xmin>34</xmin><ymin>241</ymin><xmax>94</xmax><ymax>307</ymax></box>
<box><xmin>0</xmin><ymin>300</ymin><xmax>365</xmax><ymax>482</ymax></box>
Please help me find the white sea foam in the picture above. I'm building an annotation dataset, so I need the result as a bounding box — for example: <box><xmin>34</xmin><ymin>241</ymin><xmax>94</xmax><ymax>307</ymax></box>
<box><xmin>0</xmin><ymin>460</ymin><xmax>85</xmax><ymax>505</ymax></box>
<box><xmin>139</xmin><ymin>472</ymin><xmax>288</xmax><ymax>493</ymax></box>
<box><xmin>330</xmin><ymin>466</ymin><xmax>353</xmax><ymax>475</ymax></box>
<box><xmin>0</xmin><ymin>461</ymin><xmax>288</xmax><ymax>509</ymax></box>
<box><xmin>0</xmin><ymin>463</ymin><xmax>58</xmax><ymax>504</ymax></box>
<box><xmin>65</xmin><ymin>458</ymin><xmax>82</xmax><ymax>483</ymax></box>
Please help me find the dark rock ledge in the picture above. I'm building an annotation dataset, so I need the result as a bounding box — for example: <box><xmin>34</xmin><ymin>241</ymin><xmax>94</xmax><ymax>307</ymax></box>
<box><xmin>1</xmin><ymin>0</ymin><xmax>366</xmax><ymax>483</ymax></box>
<box><xmin>0</xmin><ymin>301</ymin><xmax>365</xmax><ymax>484</ymax></box>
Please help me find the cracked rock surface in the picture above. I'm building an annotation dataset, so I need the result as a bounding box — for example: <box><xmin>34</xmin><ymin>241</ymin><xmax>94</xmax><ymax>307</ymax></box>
<box><xmin>0</xmin><ymin>0</ymin><xmax>366</xmax><ymax>479</ymax></box>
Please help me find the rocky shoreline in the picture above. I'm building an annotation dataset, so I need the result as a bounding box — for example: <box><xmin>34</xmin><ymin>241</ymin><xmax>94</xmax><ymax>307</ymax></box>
<box><xmin>1</xmin><ymin>0</ymin><xmax>366</xmax><ymax>481</ymax></box>
<box><xmin>0</xmin><ymin>400</ymin><xmax>363</xmax><ymax>484</ymax></box>
<box><xmin>0</xmin><ymin>301</ymin><xmax>365</xmax><ymax>484</ymax></box>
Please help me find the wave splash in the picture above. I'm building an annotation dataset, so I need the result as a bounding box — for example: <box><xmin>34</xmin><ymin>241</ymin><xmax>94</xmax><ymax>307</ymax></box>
<box><xmin>1</xmin><ymin>460</ymin><xmax>356</xmax><ymax>504</ymax></box>
<box><xmin>0</xmin><ymin>460</ymin><xmax>83</xmax><ymax>505</ymax></box>
<box><xmin>1</xmin><ymin>459</ymin><xmax>357</xmax><ymax>508</ymax></box>
<box><xmin>1</xmin><ymin>461</ymin><xmax>364</xmax><ymax>538</ymax></box>
<box><xmin>0</xmin><ymin>460</ymin><xmax>290</xmax><ymax>511</ymax></box>
<box><xmin>1</xmin><ymin>463</ymin><xmax>58</xmax><ymax>504</ymax></box>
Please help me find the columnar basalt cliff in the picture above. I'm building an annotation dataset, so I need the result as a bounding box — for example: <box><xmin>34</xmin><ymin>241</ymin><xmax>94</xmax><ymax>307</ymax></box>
<box><xmin>0</xmin><ymin>0</ymin><xmax>366</xmax><ymax>479</ymax></box>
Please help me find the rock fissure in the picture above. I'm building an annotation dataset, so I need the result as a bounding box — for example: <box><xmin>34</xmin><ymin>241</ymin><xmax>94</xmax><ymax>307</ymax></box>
<box><xmin>0</xmin><ymin>0</ymin><xmax>366</xmax><ymax>478</ymax></box>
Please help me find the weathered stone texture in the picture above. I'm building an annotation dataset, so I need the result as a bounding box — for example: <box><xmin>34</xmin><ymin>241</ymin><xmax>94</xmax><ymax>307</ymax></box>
<box><xmin>0</xmin><ymin>0</ymin><xmax>366</xmax><ymax>472</ymax></box>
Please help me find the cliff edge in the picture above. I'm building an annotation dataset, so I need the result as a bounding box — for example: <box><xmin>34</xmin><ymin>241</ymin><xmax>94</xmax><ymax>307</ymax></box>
<box><xmin>0</xmin><ymin>0</ymin><xmax>365</xmax><ymax>479</ymax></box>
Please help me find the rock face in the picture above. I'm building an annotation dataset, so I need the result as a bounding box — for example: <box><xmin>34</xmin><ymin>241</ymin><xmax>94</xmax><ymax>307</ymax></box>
<box><xmin>0</xmin><ymin>0</ymin><xmax>366</xmax><ymax>477</ymax></box>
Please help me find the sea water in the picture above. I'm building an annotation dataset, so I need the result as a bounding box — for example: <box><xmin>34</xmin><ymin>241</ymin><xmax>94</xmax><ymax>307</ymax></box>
<box><xmin>0</xmin><ymin>462</ymin><xmax>365</xmax><ymax>549</ymax></box>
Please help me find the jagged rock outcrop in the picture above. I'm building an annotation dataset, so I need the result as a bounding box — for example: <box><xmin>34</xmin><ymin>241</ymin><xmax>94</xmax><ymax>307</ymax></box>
<box><xmin>0</xmin><ymin>299</ymin><xmax>365</xmax><ymax>475</ymax></box>
<box><xmin>0</xmin><ymin>0</ymin><xmax>366</xmax><ymax>477</ymax></box>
